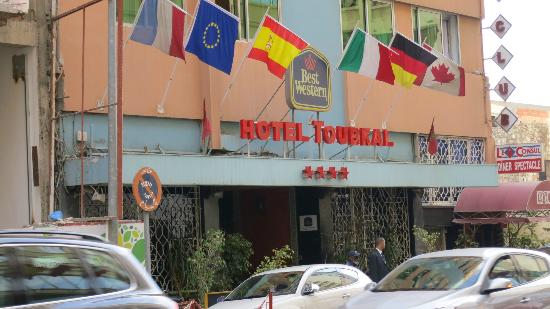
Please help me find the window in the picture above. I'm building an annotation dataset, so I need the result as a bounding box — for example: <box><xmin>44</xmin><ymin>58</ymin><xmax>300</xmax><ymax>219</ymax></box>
<box><xmin>488</xmin><ymin>256</ymin><xmax>522</xmax><ymax>287</ymax></box>
<box><xmin>303</xmin><ymin>268</ymin><xmax>358</xmax><ymax>291</ymax></box>
<box><xmin>123</xmin><ymin>0</ymin><xmax>184</xmax><ymax>23</ymax></box>
<box><xmin>338</xmin><ymin>268</ymin><xmax>359</xmax><ymax>285</ymax></box>
<box><xmin>218</xmin><ymin>0</ymin><xmax>279</xmax><ymax>39</ymax></box>
<box><xmin>81</xmin><ymin>249</ymin><xmax>132</xmax><ymax>293</ymax></box>
<box><xmin>374</xmin><ymin>257</ymin><xmax>483</xmax><ymax>291</ymax></box>
<box><xmin>0</xmin><ymin>248</ymin><xmax>18</xmax><ymax>307</ymax></box>
<box><xmin>17</xmin><ymin>246</ymin><xmax>95</xmax><ymax>304</ymax></box>
<box><xmin>225</xmin><ymin>271</ymin><xmax>304</xmax><ymax>300</ymax></box>
<box><xmin>514</xmin><ymin>255</ymin><xmax>550</xmax><ymax>283</ymax></box>
<box><xmin>341</xmin><ymin>0</ymin><xmax>393</xmax><ymax>47</ymax></box>
<box><xmin>412</xmin><ymin>7</ymin><xmax>460</xmax><ymax>63</ymax></box>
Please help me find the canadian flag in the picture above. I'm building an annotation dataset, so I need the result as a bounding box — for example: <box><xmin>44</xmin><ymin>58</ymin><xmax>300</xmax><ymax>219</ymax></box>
<box><xmin>420</xmin><ymin>48</ymin><xmax>465</xmax><ymax>96</ymax></box>
<box><xmin>427</xmin><ymin>118</ymin><xmax>438</xmax><ymax>156</ymax></box>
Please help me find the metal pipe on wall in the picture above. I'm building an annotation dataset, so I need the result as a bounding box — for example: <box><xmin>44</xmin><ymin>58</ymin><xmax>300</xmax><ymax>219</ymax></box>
<box><xmin>107</xmin><ymin>0</ymin><xmax>118</xmax><ymax>242</ymax></box>
<box><xmin>116</xmin><ymin>0</ymin><xmax>123</xmax><ymax>220</ymax></box>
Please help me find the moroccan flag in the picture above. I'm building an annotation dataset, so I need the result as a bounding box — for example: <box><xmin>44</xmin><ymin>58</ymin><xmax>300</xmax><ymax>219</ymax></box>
<box><xmin>338</xmin><ymin>28</ymin><xmax>395</xmax><ymax>85</ymax></box>
<box><xmin>427</xmin><ymin>118</ymin><xmax>438</xmax><ymax>156</ymax></box>
<box><xmin>390</xmin><ymin>33</ymin><xmax>437</xmax><ymax>88</ymax></box>
<box><xmin>420</xmin><ymin>50</ymin><xmax>465</xmax><ymax>96</ymax></box>
<box><xmin>201</xmin><ymin>99</ymin><xmax>211</xmax><ymax>145</ymax></box>
<box><xmin>248</xmin><ymin>15</ymin><xmax>309</xmax><ymax>79</ymax></box>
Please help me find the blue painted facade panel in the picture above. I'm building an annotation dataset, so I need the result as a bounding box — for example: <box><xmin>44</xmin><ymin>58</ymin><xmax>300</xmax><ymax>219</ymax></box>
<box><xmin>61</xmin><ymin>114</ymin><xmax>201</xmax><ymax>155</ymax></box>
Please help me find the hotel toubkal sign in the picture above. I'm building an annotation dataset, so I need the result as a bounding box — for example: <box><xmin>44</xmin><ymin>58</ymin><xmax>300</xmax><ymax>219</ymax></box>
<box><xmin>286</xmin><ymin>47</ymin><xmax>332</xmax><ymax>112</ymax></box>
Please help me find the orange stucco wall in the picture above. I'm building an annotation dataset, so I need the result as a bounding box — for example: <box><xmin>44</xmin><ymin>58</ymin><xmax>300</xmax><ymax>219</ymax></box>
<box><xmin>59</xmin><ymin>0</ymin><xmax>493</xmax><ymax>159</ymax></box>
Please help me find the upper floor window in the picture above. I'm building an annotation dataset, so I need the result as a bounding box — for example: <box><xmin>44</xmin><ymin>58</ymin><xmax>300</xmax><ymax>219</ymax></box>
<box><xmin>341</xmin><ymin>0</ymin><xmax>394</xmax><ymax>47</ymax></box>
<box><xmin>412</xmin><ymin>7</ymin><xmax>460</xmax><ymax>63</ymax></box>
<box><xmin>218</xmin><ymin>0</ymin><xmax>279</xmax><ymax>39</ymax></box>
<box><xmin>123</xmin><ymin>0</ymin><xmax>184</xmax><ymax>23</ymax></box>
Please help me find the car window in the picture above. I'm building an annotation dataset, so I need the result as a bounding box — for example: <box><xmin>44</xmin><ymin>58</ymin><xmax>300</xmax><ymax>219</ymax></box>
<box><xmin>0</xmin><ymin>248</ymin><xmax>18</xmax><ymax>307</ymax></box>
<box><xmin>225</xmin><ymin>271</ymin><xmax>304</xmax><ymax>300</ymax></box>
<box><xmin>80</xmin><ymin>249</ymin><xmax>132</xmax><ymax>293</ymax></box>
<box><xmin>338</xmin><ymin>268</ymin><xmax>359</xmax><ymax>285</ymax></box>
<box><xmin>16</xmin><ymin>246</ymin><xmax>96</xmax><ymax>304</ymax></box>
<box><xmin>513</xmin><ymin>254</ymin><xmax>550</xmax><ymax>283</ymax></box>
<box><xmin>305</xmin><ymin>268</ymin><xmax>347</xmax><ymax>292</ymax></box>
<box><xmin>488</xmin><ymin>255</ymin><xmax>522</xmax><ymax>287</ymax></box>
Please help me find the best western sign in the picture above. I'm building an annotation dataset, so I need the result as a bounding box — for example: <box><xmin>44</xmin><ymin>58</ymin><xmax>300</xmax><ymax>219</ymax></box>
<box><xmin>286</xmin><ymin>47</ymin><xmax>332</xmax><ymax>112</ymax></box>
<box><xmin>496</xmin><ymin>143</ymin><xmax>543</xmax><ymax>174</ymax></box>
<box><xmin>240</xmin><ymin>120</ymin><xmax>394</xmax><ymax>147</ymax></box>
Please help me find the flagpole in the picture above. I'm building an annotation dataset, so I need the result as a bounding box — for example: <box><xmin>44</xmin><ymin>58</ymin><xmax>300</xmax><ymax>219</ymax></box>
<box><xmin>382</xmin><ymin>86</ymin><xmax>405</xmax><ymax>129</ymax></box>
<box><xmin>157</xmin><ymin>59</ymin><xmax>181</xmax><ymax>113</ymax></box>
<box><xmin>351</xmin><ymin>80</ymin><xmax>374</xmax><ymax>125</ymax></box>
<box><xmin>219</xmin><ymin>6</ymin><xmax>270</xmax><ymax>114</ymax></box>
<box><xmin>100</xmin><ymin>0</ymin><xmax>194</xmax><ymax>107</ymax></box>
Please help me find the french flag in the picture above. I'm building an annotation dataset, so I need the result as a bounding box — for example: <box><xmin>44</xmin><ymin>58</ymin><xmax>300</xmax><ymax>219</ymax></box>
<box><xmin>130</xmin><ymin>0</ymin><xmax>186</xmax><ymax>60</ymax></box>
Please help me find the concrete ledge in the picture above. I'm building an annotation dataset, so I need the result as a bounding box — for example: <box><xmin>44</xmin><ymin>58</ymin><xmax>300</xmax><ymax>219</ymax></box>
<box><xmin>65</xmin><ymin>154</ymin><xmax>498</xmax><ymax>188</ymax></box>
<box><xmin>0</xmin><ymin>18</ymin><xmax>36</xmax><ymax>46</ymax></box>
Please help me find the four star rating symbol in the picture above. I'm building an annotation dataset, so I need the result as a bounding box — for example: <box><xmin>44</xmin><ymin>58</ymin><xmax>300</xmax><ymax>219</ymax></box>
<box><xmin>303</xmin><ymin>166</ymin><xmax>349</xmax><ymax>180</ymax></box>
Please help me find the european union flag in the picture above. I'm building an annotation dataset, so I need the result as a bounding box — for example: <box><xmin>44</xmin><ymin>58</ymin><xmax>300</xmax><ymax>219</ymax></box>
<box><xmin>186</xmin><ymin>0</ymin><xmax>239</xmax><ymax>75</ymax></box>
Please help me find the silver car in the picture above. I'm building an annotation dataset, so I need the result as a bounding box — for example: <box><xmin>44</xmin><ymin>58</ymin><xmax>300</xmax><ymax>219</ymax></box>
<box><xmin>0</xmin><ymin>230</ymin><xmax>177</xmax><ymax>309</ymax></box>
<box><xmin>343</xmin><ymin>248</ymin><xmax>550</xmax><ymax>309</ymax></box>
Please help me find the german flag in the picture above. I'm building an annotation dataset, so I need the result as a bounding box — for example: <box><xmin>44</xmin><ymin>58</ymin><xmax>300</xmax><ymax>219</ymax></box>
<box><xmin>390</xmin><ymin>33</ymin><xmax>437</xmax><ymax>88</ymax></box>
<box><xmin>248</xmin><ymin>16</ymin><xmax>309</xmax><ymax>79</ymax></box>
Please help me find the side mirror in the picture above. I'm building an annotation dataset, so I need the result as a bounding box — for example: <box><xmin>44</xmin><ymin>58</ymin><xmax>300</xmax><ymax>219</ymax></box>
<box><xmin>303</xmin><ymin>283</ymin><xmax>320</xmax><ymax>295</ymax></box>
<box><xmin>365</xmin><ymin>282</ymin><xmax>377</xmax><ymax>291</ymax></box>
<box><xmin>482</xmin><ymin>278</ymin><xmax>514</xmax><ymax>294</ymax></box>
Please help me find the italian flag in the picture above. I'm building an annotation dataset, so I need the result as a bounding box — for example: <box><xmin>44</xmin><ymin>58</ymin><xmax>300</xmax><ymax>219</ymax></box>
<box><xmin>338</xmin><ymin>28</ymin><xmax>395</xmax><ymax>85</ymax></box>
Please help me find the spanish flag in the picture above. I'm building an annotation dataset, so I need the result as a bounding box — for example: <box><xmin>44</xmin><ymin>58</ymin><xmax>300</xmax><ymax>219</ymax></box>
<box><xmin>248</xmin><ymin>15</ymin><xmax>309</xmax><ymax>79</ymax></box>
<box><xmin>390</xmin><ymin>33</ymin><xmax>437</xmax><ymax>88</ymax></box>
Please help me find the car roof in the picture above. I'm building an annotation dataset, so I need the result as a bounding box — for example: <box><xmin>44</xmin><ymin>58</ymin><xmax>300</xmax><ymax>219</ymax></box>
<box><xmin>257</xmin><ymin>264</ymin><xmax>354</xmax><ymax>275</ymax></box>
<box><xmin>412</xmin><ymin>247</ymin><xmax>546</xmax><ymax>259</ymax></box>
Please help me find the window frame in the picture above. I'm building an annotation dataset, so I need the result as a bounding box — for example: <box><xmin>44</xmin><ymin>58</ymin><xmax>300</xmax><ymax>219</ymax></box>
<box><xmin>487</xmin><ymin>255</ymin><xmax>523</xmax><ymax>287</ymax></box>
<box><xmin>0</xmin><ymin>244</ymin><xmax>138</xmax><ymax>307</ymax></box>
<box><xmin>364</xmin><ymin>0</ymin><xmax>395</xmax><ymax>46</ymax></box>
<box><xmin>229</xmin><ymin>0</ymin><xmax>281</xmax><ymax>41</ymax></box>
<box><xmin>511</xmin><ymin>254</ymin><xmax>550</xmax><ymax>284</ymax></box>
<box><xmin>339</xmin><ymin>0</ymin><xmax>395</xmax><ymax>50</ymax></box>
<box><xmin>411</xmin><ymin>6</ymin><xmax>461</xmax><ymax>64</ymax></box>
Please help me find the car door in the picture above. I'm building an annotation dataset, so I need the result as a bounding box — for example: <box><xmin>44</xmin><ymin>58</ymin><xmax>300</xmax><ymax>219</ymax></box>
<box><xmin>302</xmin><ymin>267</ymin><xmax>361</xmax><ymax>309</ymax></box>
<box><xmin>510</xmin><ymin>254</ymin><xmax>550</xmax><ymax>309</ymax></box>
<box><xmin>483</xmin><ymin>255</ymin><xmax>535</xmax><ymax>309</ymax></box>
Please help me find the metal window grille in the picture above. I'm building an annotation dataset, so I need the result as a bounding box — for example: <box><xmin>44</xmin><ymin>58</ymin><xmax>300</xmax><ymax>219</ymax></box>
<box><xmin>416</xmin><ymin>135</ymin><xmax>485</xmax><ymax>207</ymax></box>
<box><xmin>331</xmin><ymin>188</ymin><xmax>411</xmax><ymax>269</ymax></box>
<box><xmin>80</xmin><ymin>185</ymin><xmax>201</xmax><ymax>293</ymax></box>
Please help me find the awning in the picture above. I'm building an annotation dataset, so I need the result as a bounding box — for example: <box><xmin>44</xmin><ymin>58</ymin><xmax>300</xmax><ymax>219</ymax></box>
<box><xmin>453</xmin><ymin>181</ymin><xmax>550</xmax><ymax>224</ymax></box>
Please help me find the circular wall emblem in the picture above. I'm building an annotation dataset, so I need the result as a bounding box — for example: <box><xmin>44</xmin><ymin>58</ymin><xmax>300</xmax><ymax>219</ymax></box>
<box><xmin>202</xmin><ymin>22</ymin><xmax>221</xmax><ymax>49</ymax></box>
<box><xmin>132</xmin><ymin>167</ymin><xmax>163</xmax><ymax>212</ymax></box>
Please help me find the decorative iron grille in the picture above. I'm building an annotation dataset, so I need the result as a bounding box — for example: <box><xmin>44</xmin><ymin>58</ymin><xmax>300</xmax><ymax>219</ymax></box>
<box><xmin>79</xmin><ymin>185</ymin><xmax>201</xmax><ymax>293</ymax></box>
<box><xmin>416</xmin><ymin>135</ymin><xmax>485</xmax><ymax>206</ymax></box>
<box><xmin>331</xmin><ymin>188</ymin><xmax>410</xmax><ymax>270</ymax></box>
<box><xmin>416</xmin><ymin>135</ymin><xmax>485</xmax><ymax>165</ymax></box>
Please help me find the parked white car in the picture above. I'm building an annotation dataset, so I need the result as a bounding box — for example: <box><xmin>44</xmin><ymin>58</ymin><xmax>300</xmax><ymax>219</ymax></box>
<box><xmin>211</xmin><ymin>264</ymin><xmax>373</xmax><ymax>309</ymax></box>
<box><xmin>342</xmin><ymin>248</ymin><xmax>550</xmax><ymax>309</ymax></box>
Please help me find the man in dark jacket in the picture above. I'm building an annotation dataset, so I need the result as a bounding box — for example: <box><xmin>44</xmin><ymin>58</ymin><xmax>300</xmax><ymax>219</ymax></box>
<box><xmin>367</xmin><ymin>237</ymin><xmax>390</xmax><ymax>282</ymax></box>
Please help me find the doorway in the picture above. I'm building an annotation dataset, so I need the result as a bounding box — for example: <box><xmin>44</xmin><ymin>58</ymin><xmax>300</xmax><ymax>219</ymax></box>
<box><xmin>0</xmin><ymin>45</ymin><xmax>31</xmax><ymax>228</ymax></box>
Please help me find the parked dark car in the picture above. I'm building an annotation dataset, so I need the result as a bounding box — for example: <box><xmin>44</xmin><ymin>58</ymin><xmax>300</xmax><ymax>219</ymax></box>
<box><xmin>0</xmin><ymin>230</ymin><xmax>177</xmax><ymax>309</ymax></box>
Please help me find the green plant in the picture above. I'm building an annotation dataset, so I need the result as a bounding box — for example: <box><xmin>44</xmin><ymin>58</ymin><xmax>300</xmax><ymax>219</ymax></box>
<box><xmin>413</xmin><ymin>225</ymin><xmax>442</xmax><ymax>254</ymax></box>
<box><xmin>221</xmin><ymin>233</ymin><xmax>253</xmax><ymax>288</ymax></box>
<box><xmin>454</xmin><ymin>232</ymin><xmax>479</xmax><ymax>248</ymax></box>
<box><xmin>188</xmin><ymin>230</ymin><xmax>226</xmax><ymax>304</ymax></box>
<box><xmin>254</xmin><ymin>245</ymin><xmax>295</xmax><ymax>274</ymax></box>
<box><xmin>504</xmin><ymin>223</ymin><xmax>544</xmax><ymax>249</ymax></box>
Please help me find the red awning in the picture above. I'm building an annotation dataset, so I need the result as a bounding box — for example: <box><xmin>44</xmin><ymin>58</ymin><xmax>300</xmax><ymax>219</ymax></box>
<box><xmin>455</xmin><ymin>181</ymin><xmax>550</xmax><ymax>213</ymax></box>
<box><xmin>453</xmin><ymin>181</ymin><xmax>550</xmax><ymax>224</ymax></box>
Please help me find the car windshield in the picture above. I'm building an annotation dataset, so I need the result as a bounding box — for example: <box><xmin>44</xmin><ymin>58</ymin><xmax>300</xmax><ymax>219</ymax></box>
<box><xmin>373</xmin><ymin>256</ymin><xmax>484</xmax><ymax>292</ymax></box>
<box><xmin>225</xmin><ymin>271</ymin><xmax>304</xmax><ymax>301</ymax></box>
